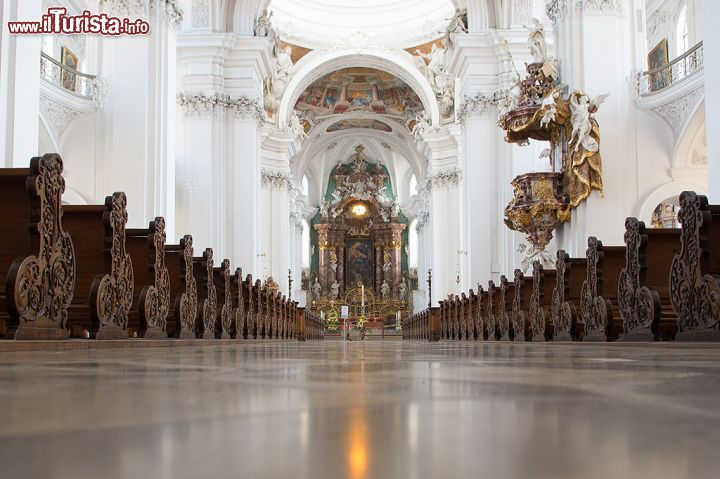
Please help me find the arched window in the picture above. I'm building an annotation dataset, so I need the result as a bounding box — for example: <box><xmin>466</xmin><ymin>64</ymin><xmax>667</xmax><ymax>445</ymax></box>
<box><xmin>676</xmin><ymin>4</ymin><xmax>689</xmax><ymax>56</ymax></box>
<box><xmin>408</xmin><ymin>219</ymin><xmax>419</xmax><ymax>268</ymax></box>
<box><xmin>409</xmin><ymin>174</ymin><xmax>418</xmax><ymax>196</ymax></box>
<box><xmin>301</xmin><ymin>220</ymin><xmax>310</xmax><ymax>268</ymax></box>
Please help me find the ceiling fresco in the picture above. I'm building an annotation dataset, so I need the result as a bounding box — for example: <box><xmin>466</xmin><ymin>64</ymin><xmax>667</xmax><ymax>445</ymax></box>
<box><xmin>294</xmin><ymin>68</ymin><xmax>425</xmax><ymax>130</ymax></box>
<box><xmin>326</xmin><ymin>119</ymin><xmax>393</xmax><ymax>133</ymax></box>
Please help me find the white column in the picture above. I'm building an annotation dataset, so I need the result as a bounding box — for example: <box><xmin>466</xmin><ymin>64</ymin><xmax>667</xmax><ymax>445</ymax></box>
<box><xmin>0</xmin><ymin>0</ymin><xmax>41</xmax><ymax>166</ymax></box>
<box><xmin>552</xmin><ymin>2</ymin><xmax>638</xmax><ymax>254</ymax></box>
<box><xmin>97</xmin><ymin>7</ymin><xmax>179</xmax><ymax>229</ymax></box>
<box><xmin>705</xmin><ymin>0</ymin><xmax>720</xmax><ymax>202</ymax></box>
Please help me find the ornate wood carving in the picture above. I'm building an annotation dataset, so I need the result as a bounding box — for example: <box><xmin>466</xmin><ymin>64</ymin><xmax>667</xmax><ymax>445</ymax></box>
<box><xmin>580</xmin><ymin>237</ymin><xmax>611</xmax><ymax>340</ymax></box>
<box><xmin>486</xmin><ymin>281</ymin><xmax>496</xmax><ymax>340</ymax></box>
<box><xmin>551</xmin><ymin>250</ymin><xmax>576</xmax><ymax>340</ymax></box>
<box><xmin>234</xmin><ymin>268</ymin><xmax>245</xmax><ymax>339</ymax></box>
<box><xmin>91</xmin><ymin>192</ymin><xmax>133</xmax><ymax>339</ymax></box>
<box><xmin>8</xmin><ymin>154</ymin><xmax>75</xmax><ymax>340</ymax></box>
<box><xmin>200</xmin><ymin>248</ymin><xmax>217</xmax><ymax>338</ymax></box>
<box><xmin>177</xmin><ymin>235</ymin><xmax>198</xmax><ymax>339</ymax></box>
<box><xmin>219</xmin><ymin>259</ymin><xmax>233</xmax><ymax>339</ymax></box>
<box><xmin>498</xmin><ymin>276</ymin><xmax>511</xmax><ymax>340</ymax></box>
<box><xmin>670</xmin><ymin>191</ymin><xmax>720</xmax><ymax>338</ymax></box>
<box><xmin>475</xmin><ymin>286</ymin><xmax>484</xmax><ymax>340</ymax></box>
<box><xmin>255</xmin><ymin>279</ymin><xmax>263</xmax><ymax>338</ymax></box>
<box><xmin>618</xmin><ymin>217</ymin><xmax>660</xmax><ymax>340</ymax></box>
<box><xmin>512</xmin><ymin>270</ymin><xmax>526</xmax><ymax>341</ymax></box>
<box><xmin>138</xmin><ymin>217</ymin><xmax>170</xmax><ymax>339</ymax></box>
<box><xmin>453</xmin><ymin>295</ymin><xmax>460</xmax><ymax>340</ymax></box>
<box><xmin>247</xmin><ymin>275</ymin><xmax>256</xmax><ymax>339</ymax></box>
<box><xmin>529</xmin><ymin>261</ymin><xmax>546</xmax><ymax>341</ymax></box>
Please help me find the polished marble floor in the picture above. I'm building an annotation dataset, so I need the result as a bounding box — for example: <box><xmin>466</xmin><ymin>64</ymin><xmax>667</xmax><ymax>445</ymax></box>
<box><xmin>1</xmin><ymin>340</ymin><xmax>720</xmax><ymax>479</ymax></box>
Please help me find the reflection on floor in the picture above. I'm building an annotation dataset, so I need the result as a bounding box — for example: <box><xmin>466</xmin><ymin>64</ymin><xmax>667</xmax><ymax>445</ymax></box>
<box><xmin>1</xmin><ymin>341</ymin><xmax>720</xmax><ymax>479</ymax></box>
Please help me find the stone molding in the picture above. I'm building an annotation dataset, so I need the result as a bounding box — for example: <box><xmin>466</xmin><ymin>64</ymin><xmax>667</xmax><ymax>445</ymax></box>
<box><xmin>261</xmin><ymin>168</ymin><xmax>291</xmax><ymax>189</ymax></box>
<box><xmin>177</xmin><ymin>91</ymin><xmax>263</xmax><ymax>121</ymax></box>
<box><xmin>546</xmin><ymin>0</ymin><xmax>623</xmax><ymax>23</ymax></box>
<box><xmin>426</xmin><ymin>167</ymin><xmax>463</xmax><ymax>189</ymax></box>
<box><xmin>100</xmin><ymin>0</ymin><xmax>184</xmax><ymax>29</ymax></box>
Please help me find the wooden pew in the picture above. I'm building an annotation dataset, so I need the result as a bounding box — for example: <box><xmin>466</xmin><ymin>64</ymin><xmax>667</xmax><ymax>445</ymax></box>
<box><xmin>439</xmin><ymin>299</ymin><xmax>447</xmax><ymax>340</ymax></box>
<box><xmin>459</xmin><ymin>293</ymin><xmax>468</xmax><ymax>340</ymax></box>
<box><xmin>670</xmin><ymin>191</ymin><xmax>720</xmax><ymax>340</ymax></box>
<box><xmin>192</xmin><ymin>248</ymin><xmax>216</xmax><ymax>338</ymax></box>
<box><xmin>125</xmin><ymin>218</ymin><xmax>170</xmax><ymax>339</ymax></box>
<box><xmin>476</xmin><ymin>285</ymin><xmax>487</xmax><ymax>340</ymax></box>
<box><xmin>511</xmin><ymin>270</ymin><xmax>530</xmax><ymax>341</ymax></box>
<box><xmin>551</xmin><ymin>250</ymin><xmax>587</xmax><ymax>341</ymax></box>
<box><xmin>64</xmin><ymin>192</ymin><xmax>133</xmax><ymax>339</ymax></box>
<box><xmin>214</xmin><ymin>258</ymin><xmax>233</xmax><ymax>339</ymax></box>
<box><xmin>452</xmin><ymin>295</ymin><xmax>461</xmax><ymax>340</ymax></box>
<box><xmin>246</xmin><ymin>276</ymin><xmax>257</xmax><ymax>339</ymax></box>
<box><xmin>171</xmin><ymin>235</ymin><xmax>198</xmax><ymax>339</ymax></box>
<box><xmin>498</xmin><ymin>276</ymin><xmax>514</xmax><ymax>341</ymax></box>
<box><xmin>1</xmin><ymin>154</ymin><xmax>74</xmax><ymax>340</ymax></box>
<box><xmin>231</xmin><ymin>268</ymin><xmax>245</xmax><ymax>339</ymax></box>
<box><xmin>486</xmin><ymin>280</ymin><xmax>499</xmax><ymax>340</ymax></box>
<box><xmin>581</xmin><ymin>237</ymin><xmax>625</xmax><ymax>341</ymax></box>
<box><xmin>619</xmin><ymin>218</ymin><xmax>680</xmax><ymax>341</ymax></box>
<box><xmin>529</xmin><ymin>262</ymin><xmax>556</xmax><ymax>341</ymax></box>
<box><xmin>468</xmin><ymin>289</ymin><xmax>478</xmax><ymax>340</ymax></box>
<box><xmin>254</xmin><ymin>280</ymin><xmax>264</xmax><ymax>339</ymax></box>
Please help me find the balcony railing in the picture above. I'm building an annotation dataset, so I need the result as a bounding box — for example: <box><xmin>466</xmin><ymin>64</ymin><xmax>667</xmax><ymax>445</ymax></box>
<box><xmin>40</xmin><ymin>52</ymin><xmax>105</xmax><ymax>106</ymax></box>
<box><xmin>636</xmin><ymin>41</ymin><xmax>703</xmax><ymax>96</ymax></box>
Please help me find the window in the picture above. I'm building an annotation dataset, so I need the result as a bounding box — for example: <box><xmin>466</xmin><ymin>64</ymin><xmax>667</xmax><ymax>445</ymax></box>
<box><xmin>409</xmin><ymin>174</ymin><xmax>418</xmax><ymax>197</ymax></box>
<box><xmin>301</xmin><ymin>220</ymin><xmax>310</xmax><ymax>268</ymax></box>
<box><xmin>408</xmin><ymin>219</ymin><xmax>418</xmax><ymax>268</ymax></box>
<box><xmin>676</xmin><ymin>5</ymin><xmax>689</xmax><ymax>56</ymax></box>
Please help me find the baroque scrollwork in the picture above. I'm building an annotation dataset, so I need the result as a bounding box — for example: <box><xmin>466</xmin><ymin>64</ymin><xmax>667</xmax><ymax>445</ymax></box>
<box><xmin>529</xmin><ymin>261</ymin><xmax>545</xmax><ymax>339</ymax></box>
<box><xmin>177</xmin><ymin>91</ymin><xmax>263</xmax><ymax>121</ymax></box>
<box><xmin>512</xmin><ymin>270</ymin><xmax>526</xmax><ymax>340</ymax></box>
<box><xmin>92</xmin><ymin>192</ymin><xmax>134</xmax><ymax>336</ymax></box>
<box><xmin>234</xmin><ymin>268</ymin><xmax>245</xmax><ymax>338</ymax></box>
<box><xmin>551</xmin><ymin>250</ymin><xmax>573</xmax><ymax>337</ymax></box>
<box><xmin>219</xmin><ymin>259</ymin><xmax>233</xmax><ymax>338</ymax></box>
<box><xmin>140</xmin><ymin>217</ymin><xmax>170</xmax><ymax>336</ymax></box>
<box><xmin>9</xmin><ymin>154</ymin><xmax>75</xmax><ymax>339</ymax></box>
<box><xmin>179</xmin><ymin>235</ymin><xmax>198</xmax><ymax>337</ymax></box>
<box><xmin>201</xmin><ymin>248</ymin><xmax>217</xmax><ymax>337</ymax></box>
<box><xmin>580</xmin><ymin>237</ymin><xmax>609</xmax><ymax>337</ymax></box>
<box><xmin>99</xmin><ymin>0</ymin><xmax>184</xmax><ymax>29</ymax></box>
<box><xmin>669</xmin><ymin>192</ymin><xmax>720</xmax><ymax>333</ymax></box>
<box><xmin>498</xmin><ymin>277</ymin><xmax>511</xmax><ymax>340</ymax></box>
<box><xmin>261</xmin><ymin>168</ymin><xmax>292</xmax><ymax>189</ymax></box>
<box><xmin>618</xmin><ymin>218</ymin><xmax>658</xmax><ymax>336</ymax></box>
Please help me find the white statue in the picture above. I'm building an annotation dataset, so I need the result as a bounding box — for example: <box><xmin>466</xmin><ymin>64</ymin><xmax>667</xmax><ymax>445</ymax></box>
<box><xmin>255</xmin><ymin>9</ymin><xmax>273</xmax><ymax>37</ymax></box>
<box><xmin>319</xmin><ymin>199</ymin><xmax>330</xmax><ymax>218</ymax></box>
<box><xmin>380</xmin><ymin>280</ymin><xmax>391</xmax><ymax>300</ymax></box>
<box><xmin>517</xmin><ymin>243</ymin><xmax>554</xmax><ymax>273</ymax></box>
<box><xmin>569</xmin><ymin>91</ymin><xmax>609</xmax><ymax>153</ymax></box>
<box><xmin>311</xmin><ymin>244</ymin><xmax>316</xmax><ymax>257</ymax></box>
<box><xmin>398</xmin><ymin>281</ymin><xmax>408</xmax><ymax>301</ymax></box>
<box><xmin>382</xmin><ymin>251</ymin><xmax>392</xmax><ymax>273</ymax></box>
<box><xmin>414</xmin><ymin>44</ymin><xmax>449</xmax><ymax>93</ymax></box>
<box><xmin>329</xmin><ymin>250</ymin><xmax>338</xmax><ymax>273</ymax></box>
<box><xmin>264</xmin><ymin>46</ymin><xmax>294</xmax><ymax>117</ymax></box>
<box><xmin>540</xmin><ymin>90</ymin><xmax>560</xmax><ymax>128</ymax></box>
<box><xmin>410</xmin><ymin>112</ymin><xmax>431</xmax><ymax>140</ymax></box>
<box><xmin>312</xmin><ymin>278</ymin><xmax>322</xmax><ymax>299</ymax></box>
<box><xmin>331</xmin><ymin>189</ymin><xmax>342</xmax><ymax>204</ymax></box>
<box><xmin>391</xmin><ymin>199</ymin><xmax>400</xmax><ymax>218</ymax></box>
<box><xmin>442</xmin><ymin>8</ymin><xmax>468</xmax><ymax>46</ymax></box>
<box><xmin>527</xmin><ymin>18</ymin><xmax>548</xmax><ymax>64</ymax></box>
<box><xmin>288</xmin><ymin>112</ymin><xmax>306</xmax><ymax>140</ymax></box>
<box><xmin>330</xmin><ymin>280</ymin><xmax>340</xmax><ymax>299</ymax></box>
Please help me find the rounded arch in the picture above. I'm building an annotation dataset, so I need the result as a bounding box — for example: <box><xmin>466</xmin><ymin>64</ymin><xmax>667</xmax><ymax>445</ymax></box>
<box><xmin>674</xmin><ymin>99</ymin><xmax>706</xmax><ymax>168</ymax></box>
<box><xmin>278</xmin><ymin>49</ymin><xmax>441</xmax><ymax>128</ymax></box>
<box><xmin>636</xmin><ymin>181</ymin><xmax>708</xmax><ymax>223</ymax></box>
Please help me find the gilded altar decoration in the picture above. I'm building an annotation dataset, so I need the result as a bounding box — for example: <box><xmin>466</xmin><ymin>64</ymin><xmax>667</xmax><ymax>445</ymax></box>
<box><xmin>92</xmin><ymin>192</ymin><xmax>134</xmax><ymax>339</ymax></box>
<box><xmin>499</xmin><ymin>19</ymin><xmax>606</xmax><ymax>264</ymax></box>
<box><xmin>8</xmin><ymin>154</ymin><xmax>75</xmax><ymax>340</ymax></box>
<box><xmin>139</xmin><ymin>217</ymin><xmax>170</xmax><ymax>339</ymax></box>
<box><xmin>178</xmin><ymin>235</ymin><xmax>198</xmax><ymax>339</ymax></box>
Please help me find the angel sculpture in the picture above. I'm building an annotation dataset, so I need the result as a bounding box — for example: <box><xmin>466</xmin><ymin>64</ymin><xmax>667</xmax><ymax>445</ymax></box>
<box><xmin>539</xmin><ymin>90</ymin><xmax>560</xmax><ymax>128</ymax></box>
<box><xmin>443</xmin><ymin>8</ymin><xmax>468</xmax><ymax>46</ymax></box>
<box><xmin>527</xmin><ymin>18</ymin><xmax>547</xmax><ymax>64</ymax></box>
<box><xmin>414</xmin><ymin>44</ymin><xmax>448</xmax><ymax>92</ymax></box>
<box><xmin>330</xmin><ymin>280</ymin><xmax>340</xmax><ymax>299</ymax></box>
<box><xmin>569</xmin><ymin>91</ymin><xmax>609</xmax><ymax>153</ymax></box>
<box><xmin>289</xmin><ymin>112</ymin><xmax>307</xmax><ymax>140</ymax></box>
<box><xmin>319</xmin><ymin>199</ymin><xmax>330</xmax><ymax>218</ymax></box>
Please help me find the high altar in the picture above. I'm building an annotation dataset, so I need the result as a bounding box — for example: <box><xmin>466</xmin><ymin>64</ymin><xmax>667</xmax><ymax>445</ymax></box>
<box><xmin>309</xmin><ymin>145</ymin><xmax>409</xmax><ymax>315</ymax></box>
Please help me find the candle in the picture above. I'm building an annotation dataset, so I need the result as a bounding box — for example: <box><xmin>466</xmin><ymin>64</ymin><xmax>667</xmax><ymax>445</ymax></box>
<box><xmin>361</xmin><ymin>284</ymin><xmax>365</xmax><ymax>308</ymax></box>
